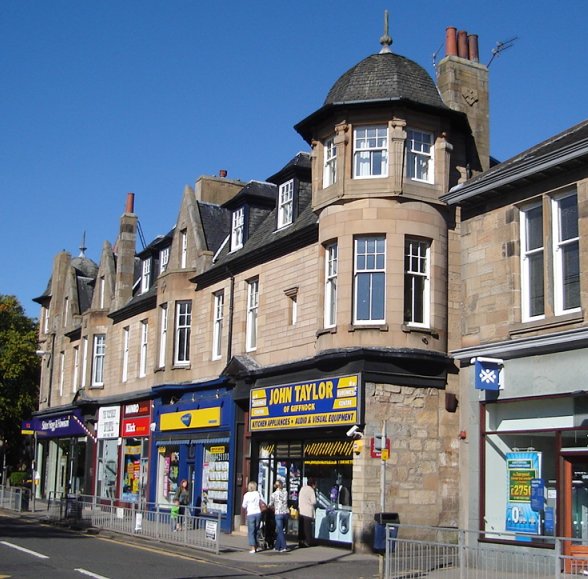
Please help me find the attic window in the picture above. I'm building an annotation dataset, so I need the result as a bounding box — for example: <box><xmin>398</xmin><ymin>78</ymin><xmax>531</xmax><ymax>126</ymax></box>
<box><xmin>277</xmin><ymin>180</ymin><xmax>294</xmax><ymax>229</ymax></box>
<box><xmin>141</xmin><ymin>258</ymin><xmax>151</xmax><ymax>293</ymax></box>
<box><xmin>406</xmin><ymin>129</ymin><xmax>434</xmax><ymax>183</ymax></box>
<box><xmin>353</xmin><ymin>125</ymin><xmax>388</xmax><ymax>178</ymax></box>
<box><xmin>231</xmin><ymin>207</ymin><xmax>244</xmax><ymax>251</ymax></box>
<box><xmin>323</xmin><ymin>137</ymin><xmax>337</xmax><ymax>188</ymax></box>
<box><xmin>159</xmin><ymin>247</ymin><xmax>169</xmax><ymax>274</ymax></box>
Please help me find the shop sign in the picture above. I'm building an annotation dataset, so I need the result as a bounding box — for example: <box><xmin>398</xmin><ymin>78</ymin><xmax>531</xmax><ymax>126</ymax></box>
<box><xmin>123</xmin><ymin>400</ymin><xmax>150</xmax><ymax>417</ymax></box>
<box><xmin>35</xmin><ymin>410</ymin><xmax>87</xmax><ymax>438</ymax></box>
<box><xmin>122</xmin><ymin>415</ymin><xmax>151</xmax><ymax>437</ymax></box>
<box><xmin>97</xmin><ymin>406</ymin><xmax>121</xmax><ymax>439</ymax></box>
<box><xmin>505</xmin><ymin>451</ymin><xmax>542</xmax><ymax>535</ymax></box>
<box><xmin>160</xmin><ymin>407</ymin><xmax>221</xmax><ymax>431</ymax></box>
<box><xmin>249</xmin><ymin>374</ymin><xmax>360</xmax><ymax>432</ymax></box>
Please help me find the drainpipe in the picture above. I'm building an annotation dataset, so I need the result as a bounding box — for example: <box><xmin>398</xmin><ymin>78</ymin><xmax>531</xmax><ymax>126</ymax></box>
<box><xmin>226</xmin><ymin>268</ymin><xmax>235</xmax><ymax>365</ymax></box>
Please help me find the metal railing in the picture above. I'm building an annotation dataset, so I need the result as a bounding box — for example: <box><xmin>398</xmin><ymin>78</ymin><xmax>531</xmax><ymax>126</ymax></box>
<box><xmin>58</xmin><ymin>495</ymin><xmax>221</xmax><ymax>554</ymax></box>
<box><xmin>384</xmin><ymin>524</ymin><xmax>588</xmax><ymax>578</ymax></box>
<box><xmin>0</xmin><ymin>485</ymin><xmax>26</xmax><ymax>512</ymax></box>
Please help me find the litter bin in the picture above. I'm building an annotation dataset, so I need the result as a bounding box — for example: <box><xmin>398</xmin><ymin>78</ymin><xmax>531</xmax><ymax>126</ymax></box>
<box><xmin>66</xmin><ymin>494</ymin><xmax>81</xmax><ymax>520</ymax></box>
<box><xmin>373</xmin><ymin>512</ymin><xmax>399</xmax><ymax>553</ymax></box>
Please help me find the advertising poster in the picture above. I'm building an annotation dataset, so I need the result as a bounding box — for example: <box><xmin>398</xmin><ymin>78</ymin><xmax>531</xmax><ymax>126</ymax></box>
<box><xmin>505</xmin><ymin>451</ymin><xmax>541</xmax><ymax>535</ymax></box>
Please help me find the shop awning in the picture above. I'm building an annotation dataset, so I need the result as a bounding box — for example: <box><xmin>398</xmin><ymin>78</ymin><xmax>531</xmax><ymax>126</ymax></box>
<box><xmin>155</xmin><ymin>436</ymin><xmax>230</xmax><ymax>447</ymax></box>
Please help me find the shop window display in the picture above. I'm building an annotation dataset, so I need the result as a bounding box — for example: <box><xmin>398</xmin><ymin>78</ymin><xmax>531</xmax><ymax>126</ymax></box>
<box><xmin>157</xmin><ymin>446</ymin><xmax>180</xmax><ymax>504</ymax></box>
<box><xmin>121</xmin><ymin>438</ymin><xmax>148</xmax><ymax>503</ymax></box>
<box><xmin>256</xmin><ymin>439</ymin><xmax>353</xmax><ymax>544</ymax></box>
<box><xmin>96</xmin><ymin>439</ymin><xmax>118</xmax><ymax>499</ymax></box>
<box><xmin>200</xmin><ymin>444</ymin><xmax>229</xmax><ymax>515</ymax></box>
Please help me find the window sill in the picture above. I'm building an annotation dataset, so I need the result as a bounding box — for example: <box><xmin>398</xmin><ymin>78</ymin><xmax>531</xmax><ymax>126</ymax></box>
<box><xmin>90</xmin><ymin>384</ymin><xmax>104</xmax><ymax>390</ymax></box>
<box><xmin>348</xmin><ymin>323</ymin><xmax>389</xmax><ymax>332</ymax></box>
<box><xmin>510</xmin><ymin>311</ymin><xmax>584</xmax><ymax>337</ymax></box>
<box><xmin>401</xmin><ymin>324</ymin><xmax>440</xmax><ymax>339</ymax></box>
<box><xmin>316</xmin><ymin>326</ymin><xmax>337</xmax><ymax>337</ymax></box>
<box><xmin>172</xmin><ymin>363</ymin><xmax>191</xmax><ymax>370</ymax></box>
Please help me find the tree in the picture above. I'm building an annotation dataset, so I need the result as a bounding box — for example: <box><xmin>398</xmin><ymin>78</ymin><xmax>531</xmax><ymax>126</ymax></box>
<box><xmin>0</xmin><ymin>295</ymin><xmax>39</xmax><ymax>477</ymax></box>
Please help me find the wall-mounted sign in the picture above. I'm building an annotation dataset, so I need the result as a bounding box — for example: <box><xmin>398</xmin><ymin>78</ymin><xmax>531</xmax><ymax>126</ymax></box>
<box><xmin>123</xmin><ymin>400</ymin><xmax>150</xmax><ymax>417</ymax></box>
<box><xmin>35</xmin><ymin>410</ymin><xmax>87</xmax><ymax>438</ymax></box>
<box><xmin>97</xmin><ymin>406</ymin><xmax>121</xmax><ymax>439</ymax></box>
<box><xmin>122</xmin><ymin>415</ymin><xmax>151</xmax><ymax>438</ymax></box>
<box><xmin>160</xmin><ymin>407</ymin><xmax>221</xmax><ymax>431</ymax></box>
<box><xmin>249</xmin><ymin>374</ymin><xmax>360</xmax><ymax>432</ymax></box>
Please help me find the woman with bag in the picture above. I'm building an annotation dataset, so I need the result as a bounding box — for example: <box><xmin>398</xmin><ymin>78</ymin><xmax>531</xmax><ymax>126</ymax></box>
<box><xmin>174</xmin><ymin>479</ymin><xmax>190</xmax><ymax>531</ymax></box>
<box><xmin>269</xmin><ymin>480</ymin><xmax>289</xmax><ymax>552</ymax></box>
<box><xmin>242</xmin><ymin>481</ymin><xmax>263</xmax><ymax>553</ymax></box>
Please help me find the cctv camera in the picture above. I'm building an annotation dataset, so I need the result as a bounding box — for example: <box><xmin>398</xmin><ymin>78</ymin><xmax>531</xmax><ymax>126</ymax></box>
<box><xmin>346</xmin><ymin>425</ymin><xmax>362</xmax><ymax>438</ymax></box>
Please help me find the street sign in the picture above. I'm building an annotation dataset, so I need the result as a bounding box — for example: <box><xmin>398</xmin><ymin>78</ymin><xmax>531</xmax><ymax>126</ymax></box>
<box><xmin>370</xmin><ymin>436</ymin><xmax>390</xmax><ymax>459</ymax></box>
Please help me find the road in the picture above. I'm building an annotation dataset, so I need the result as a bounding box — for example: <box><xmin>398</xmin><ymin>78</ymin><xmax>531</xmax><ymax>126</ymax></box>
<box><xmin>0</xmin><ymin>514</ymin><xmax>252</xmax><ymax>579</ymax></box>
<box><xmin>0</xmin><ymin>513</ymin><xmax>380</xmax><ymax>579</ymax></box>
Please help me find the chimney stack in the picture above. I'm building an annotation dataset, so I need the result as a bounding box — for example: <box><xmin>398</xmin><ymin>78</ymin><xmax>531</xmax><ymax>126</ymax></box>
<box><xmin>113</xmin><ymin>193</ymin><xmax>138</xmax><ymax>310</ymax></box>
<box><xmin>437</xmin><ymin>26</ymin><xmax>490</xmax><ymax>172</ymax></box>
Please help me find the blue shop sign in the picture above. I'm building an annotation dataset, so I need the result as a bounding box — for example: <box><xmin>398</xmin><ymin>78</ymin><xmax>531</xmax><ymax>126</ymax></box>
<box><xmin>249</xmin><ymin>374</ymin><xmax>360</xmax><ymax>432</ymax></box>
<box><xmin>34</xmin><ymin>409</ymin><xmax>86</xmax><ymax>438</ymax></box>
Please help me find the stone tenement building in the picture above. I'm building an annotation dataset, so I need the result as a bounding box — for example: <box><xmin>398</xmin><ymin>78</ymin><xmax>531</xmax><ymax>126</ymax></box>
<box><xmin>32</xmin><ymin>21</ymin><xmax>500</xmax><ymax>551</ymax></box>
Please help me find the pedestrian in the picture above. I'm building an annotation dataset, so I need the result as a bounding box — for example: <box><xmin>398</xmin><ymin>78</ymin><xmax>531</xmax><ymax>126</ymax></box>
<box><xmin>298</xmin><ymin>477</ymin><xmax>317</xmax><ymax>547</ymax></box>
<box><xmin>270</xmin><ymin>480</ymin><xmax>289</xmax><ymax>552</ymax></box>
<box><xmin>242</xmin><ymin>481</ymin><xmax>263</xmax><ymax>553</ymax></box>
<box><xmin>170</xmin><ymin>499</ymin><xmax>180</xmax><ymax>531</ymax></box>
<box><xmin>174</xmin><ymin>478</ymin><xmax>190</xmax><ymax>530</ymax></box>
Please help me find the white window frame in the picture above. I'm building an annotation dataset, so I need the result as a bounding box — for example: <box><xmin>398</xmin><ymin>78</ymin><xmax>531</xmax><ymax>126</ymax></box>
<box><xmin>59</xmin><ymin>351</ymin><xmax>65</xmax><ymax>396</ymax></box>
<box><xmin>92</xmin><ymin>334</ymin><xmax>106</xmax><ymax>387</ymax></box>
<box><xmin>63</xmin><ymin>296</ymin><xmax>69</xmax><ymax>327</ymax></box>
<box><xmin>520</xmin><ymin>202</ymin><xmax>545</xmax><ymax>321</ymax></box>
<box><xmin>324</xmin><ymin>242</ymin><xmax>338</xmax><ymax>328</ymax></box>
<box><xmin>180</xmin><ymin>230</ymin><xmax>188</xmax><ymax>269</ymax></box>
<box><xmin>404</xmin><ymin>238</ymin><xmax>431</xmax><ymax>328</ymax></box>
<box><xmin>277</xmin><ymin>179</ymin><xmax>294</xmax><ymax>229</ymax></box>
<box><xmin>159</xmin><ymin>247</ymin><xmax>170</xmax><ymax>274</ymax></box>
<box><xmin>406</xmin><ymin>129</ymin><xmax>434</xmax><ymax>183</ymax></box>
<box><xmin>122</xmin><ymin>326</ymin><xmax>129</xmax><ymax>383</ymax></box>
<box><xmin>99</xmin><ymin>276</ymin><xmax>105</xmax><ymax>309</ymax></box>
<box><xmin>552</xmin><ymin>191</ymin><xmax>580</xmax><ymax>316</ymax></box>
<box><xmin>141</xmin><ymin>258</ymin><xmax>151</xmax><ymax>293</ymax></box>
<box><xmin>72</xmin><ymin>345</ymin><xmax>79</xmax><ymax>393</ymax></box>
<box><xmin>231</xmin><ymin>207</ymin><xmax>244</xmax><ymax>251</ymax></box>
<box><xmin>353</xmin><ymin>236</ymin><xmax>386</xmax><ymax>324</ymax></box>
<box><xmin>323</xmin><ymin>137</ymin><xmax>337</xmax><ymax>188</ymax></box>
<box><xmin>212</xmin><ymin>291</ymin><xmax>224</xmax><ymax>360</ymax></box>
<box><xmin>81</xmin><ymin>336</ymin><xmax>88</xmax><ymax>388</ymax></box>
<box><xmin>43</xmin><ymin>305</ymin><xmax>50</xmax><ymax>334</ymax></box>
<box><xmin>353</xmin><ymin>125</ymin><xmax>388</xmax><ymax>178</ymax></box>
<box><xmin>158</xmin><ymin>304</ymin><xmax>168</xmax><ymax>369</ymax></box>
<box><xmin>174</xmin><ymin>301</ymin><xmax>191</xmax><ymax>365</ymax></box>
<box><xmin>246</xmin><ymin>279</ymin><xmax>259</xmax><ymax>352</ymax></box>
<box><xmin>139</xmin><ymin>320</ymin><xmax>148</xmax><ymax>378</ymax></box>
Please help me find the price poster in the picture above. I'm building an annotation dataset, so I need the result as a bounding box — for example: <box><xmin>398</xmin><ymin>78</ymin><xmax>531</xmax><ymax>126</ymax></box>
<box><xmin>505</xmin><ymin>451</ymin><xmax>541</xmax><ymax>534</ymax></box>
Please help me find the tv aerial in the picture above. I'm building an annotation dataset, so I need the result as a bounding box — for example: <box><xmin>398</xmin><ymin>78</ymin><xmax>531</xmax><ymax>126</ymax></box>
<box><xmin>487</xmin><ymin>36</ymin><xmax>518</xmax><ymax>67</ymax></box>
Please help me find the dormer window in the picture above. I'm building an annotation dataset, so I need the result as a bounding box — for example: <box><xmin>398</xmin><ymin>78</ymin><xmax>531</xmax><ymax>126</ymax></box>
<box><xmin>277</xmin><ymin>180</ymin><xmax>294</xmax><ymax>229</ymax></box>
<box><xmin>141</xmin><ymin>258</ymin><xmax>151</xmax><ymax>293</ymax></box>
<box><xmin>180</xmin><ymin>230</ymin><xmax>188</xmax><ymax>268</ymax></box>
<box><xmin>323</xmin><ymin>138</ymin><xmax>337</xmax><ymax>187</ymax></box>
<box><xmin>353</xmin><ymin>125</ymin><xmax>388</xmax><ymax>178</ymax></box>
<box><xmin>406</xmin><ymin>129</ymin><xmax>434</xmax><ymax>183</ymax></box>
<box><xmin>159</xmin><ymin>247</ymin><xmax>169</xmax><ymax>274</ymax></box>
<box><xmin>231</xmin><ymin>207</ymin><xmax>244</xmax><ymax>251</ymax></box>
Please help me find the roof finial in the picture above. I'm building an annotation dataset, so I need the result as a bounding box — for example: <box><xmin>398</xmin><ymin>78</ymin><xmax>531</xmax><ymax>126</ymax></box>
<box><xmin>79</xmin><ymin>231</ymin><xmax>87</xmax><ymax>258</ymax></box>
<box><xmin>379</xmin><ymin>9</ymin><xmax>392</xmax><ymax>53</ymax></box>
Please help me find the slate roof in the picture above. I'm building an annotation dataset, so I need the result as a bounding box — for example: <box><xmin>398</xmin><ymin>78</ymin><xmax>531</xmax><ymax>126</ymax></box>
<box><xmin>442</xmin><ymin>118</ymin><xmax>588</xmax><ymax>206</ymax></box>
<box><xmin>324</xmin><ymin>52</ymin><xmax>447</xmax><ymax>110</ymax></box>
<box><xmin>222</xmin><ymin>180</ymin><xmax>277</xmax><ymax>211</ymax></box>
<box><xmin>199</xmin><ymin>201</ymin><xmax>231</xmax><ymax>254</ymax></box>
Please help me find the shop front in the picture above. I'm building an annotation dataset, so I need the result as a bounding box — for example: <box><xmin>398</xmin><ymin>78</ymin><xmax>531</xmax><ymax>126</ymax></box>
<box><xmin>32</xmin><ymin>407</ymin><xmax>92</xmax><ymax>499</ymax></box>
<box><xmin>120</xmin><ymin>400</ymin><xmax>151</xmax><ymax>504</ymax></box>
<box><xmin>95</xmin><ymin>405</ymin><xmax>121</xmax><ymax>500</ymax></box>
<box><xmin>249</xmin><ymin>373</ymin><xmax>361</xmax><ymax>546</ymax></box>
<box><xmin>150</xmin><ymin>380</ymin><xmax>236</xmax><ymax>533</ymax></box>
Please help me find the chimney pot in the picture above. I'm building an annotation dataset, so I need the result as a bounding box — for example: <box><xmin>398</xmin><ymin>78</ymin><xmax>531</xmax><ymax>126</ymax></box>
<box><xmin>125</xmin><ymin>192</ymin><xmax>135</xmax><ymax>214</ymax></box>
<box><xmin>445</xmin><ymin>26</ymin><xmax>457</xmax><ymax>57</ymax></box>
<box><xmin>219</xmin><ymin>169</ymin><xmax>228</xmax><ymax>178</ymax></box>
<box><xmin>468</xmin><ymin>34</ymin><xmax>479</xmax><ymax>63</ymax></box>
<box><xmin>457</xmin><ymin>30</ymin><xmax>468</xmax><ymax>59</ymax></box>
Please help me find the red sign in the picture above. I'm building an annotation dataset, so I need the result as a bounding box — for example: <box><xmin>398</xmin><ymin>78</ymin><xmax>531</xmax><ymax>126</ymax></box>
<box><xmin>123</xmin><ymin>400</ymin><xmax>150</xmax><ymax>417</ymax></box>
<box><xmin>370</xmin><ymin>436</ymin><xmax>391</xmax><ymax>459</ymax></box>
<box><xmin>122</xmin><ymin>416</ymin><xmax>151</xmax><ymax>437</ymax></box>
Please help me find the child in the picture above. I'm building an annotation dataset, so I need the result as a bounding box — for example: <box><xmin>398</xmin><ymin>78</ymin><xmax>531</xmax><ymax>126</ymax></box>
<box><xmin>171</xmin><ymin>499</ymin><xmax>180</xmax><ymax>531</ymax></box>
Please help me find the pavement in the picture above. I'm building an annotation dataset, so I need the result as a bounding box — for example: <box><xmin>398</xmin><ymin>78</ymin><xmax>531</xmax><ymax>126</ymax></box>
<box><xmin>9</xmin><ymin>503</ymin><xmax>383</xmax><ymax>578</ymax></box>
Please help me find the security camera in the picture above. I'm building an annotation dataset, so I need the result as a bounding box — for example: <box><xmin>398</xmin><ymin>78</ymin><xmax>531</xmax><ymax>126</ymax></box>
<box><xmin>346</xmin><ymin>425</ymin><xmax>362</xmax><ymax>438</ymax></box>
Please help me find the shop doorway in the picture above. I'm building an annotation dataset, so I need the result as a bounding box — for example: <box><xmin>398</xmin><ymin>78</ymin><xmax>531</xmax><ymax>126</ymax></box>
<box><xmin>562</xmin><ymin>454</ymin><xmax>588</xmax><ymax>572</ymax></box>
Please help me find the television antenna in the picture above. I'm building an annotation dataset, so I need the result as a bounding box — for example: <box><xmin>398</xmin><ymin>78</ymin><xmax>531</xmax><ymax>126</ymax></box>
<box><xmin>487</xmin><ymin>36</ymin><xmax>518</xmax><ymax>67</ymax></box>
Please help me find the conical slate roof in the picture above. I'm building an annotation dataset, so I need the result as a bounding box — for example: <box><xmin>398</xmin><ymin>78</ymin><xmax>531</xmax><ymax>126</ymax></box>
<box><xmin>324</xmin><ymin>52</ymin><xmax>447</xmax><ymax>110</ymax></box>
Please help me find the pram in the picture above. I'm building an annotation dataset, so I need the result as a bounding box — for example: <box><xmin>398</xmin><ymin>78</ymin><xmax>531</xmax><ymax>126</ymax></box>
<box><xmin>257</xmin><ymin>508</ymin><xmax>276</xmax><ymax>550</ymax></box>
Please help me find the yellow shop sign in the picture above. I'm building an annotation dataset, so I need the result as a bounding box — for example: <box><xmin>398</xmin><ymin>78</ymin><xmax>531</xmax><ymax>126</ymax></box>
<box><xmin>160</xmin><ymin>407</ymin><xmax>221</xmax><ymax>431</ymax></box>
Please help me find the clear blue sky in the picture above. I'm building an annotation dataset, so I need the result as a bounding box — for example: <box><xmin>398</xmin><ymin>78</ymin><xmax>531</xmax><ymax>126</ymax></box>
<box><xmin>2</xmin><ymin>1</ymin><xmax>587</xmax><ymax>318</ymax></box>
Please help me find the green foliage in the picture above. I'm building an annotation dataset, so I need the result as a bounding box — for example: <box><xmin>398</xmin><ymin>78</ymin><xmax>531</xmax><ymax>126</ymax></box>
<box><xmin>0</xmin><ymin>295</ymin><xmax>39</xmax><ymax>470</ymax></box>
<box><xmin>9</xmin><ymin>471</ymin><xmax>28</xmax><ymax>486</ymax></box>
